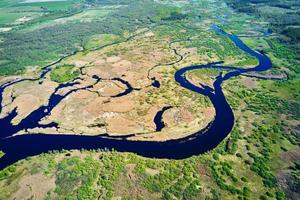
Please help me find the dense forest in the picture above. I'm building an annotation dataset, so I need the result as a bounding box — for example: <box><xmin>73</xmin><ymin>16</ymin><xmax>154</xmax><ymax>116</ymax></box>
<box><xmin>225</xmin><ymin>0</ymin><xmax>300</xmax><ymax>53</ymax></box>
<box><xmin>0</xmin><ymin>0</ymin><xmax>174</xmax><ymax>76</ymax></box>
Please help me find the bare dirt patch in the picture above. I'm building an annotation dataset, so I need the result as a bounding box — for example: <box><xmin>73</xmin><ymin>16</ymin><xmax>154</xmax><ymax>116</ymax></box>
<box><xmin>107</xmin><ymin>56</ymin><xmax>121</xmax><ymax>63</ymax></box>
<box><xmin>11</xmin><ymin>173</ymin><xmax>55</xmax><ymax>200</ymax></box>
<box><xmin>280</xmin><ymin>147</ymin><xmax>300</xmax><ymax>163</ymax></box>
<box><xmin>240</xmin><ymin>77</ymin><xmax>257</xmax><ymax>88</ymax></box>
<box><xmin>106</xmin><ymin>115</ymin><xmax>142</xmax><ymax>135</ymax></box>
<box><xmin>102</xmin><ymin>95</ymin><xmax>136</xmax><ymax>113</ymax></box>
<box><xmin>145</xmin><ymin>168</ymin><xmax>160</xmax><ymax>176</ymax></box>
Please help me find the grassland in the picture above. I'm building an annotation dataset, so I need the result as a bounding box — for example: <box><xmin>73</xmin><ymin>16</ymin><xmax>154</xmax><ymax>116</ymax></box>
<box><xmin>50</xmin><ymin>64</ymin><xmax>79</xmax><ymax>83</ymax></box>
<box><xmin>0</xmin><ymin>0</ymin><xmax>299</xmax><ymax>199</ymax></box>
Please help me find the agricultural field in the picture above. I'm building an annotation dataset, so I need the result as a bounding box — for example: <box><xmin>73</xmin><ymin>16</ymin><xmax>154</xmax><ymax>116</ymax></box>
<box><xmin>0</xmin><ymin>0</ymin><xmax>299</xmax><ymax>200</ymax></box>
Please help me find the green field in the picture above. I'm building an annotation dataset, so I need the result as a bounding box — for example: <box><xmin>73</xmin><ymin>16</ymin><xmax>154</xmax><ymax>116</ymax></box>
<box><xmin>50</xmin><ymin>64</ymin><xmax>80</xmax><ymax>83</ymax></box>
<box><xmin>0</xmin><ymin>0</ymin><xmax>299</xmax><ymax>199</ymax></box>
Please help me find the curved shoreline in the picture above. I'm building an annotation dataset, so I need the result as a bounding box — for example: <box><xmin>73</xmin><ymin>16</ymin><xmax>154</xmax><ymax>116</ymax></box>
<box><xmin>154</xmin><ymin>106</ymin><xmax>173</xmax><ymax>131</ymax></box>
<box><xmin>0</xmin><ymin>25</ymin><xmax>272</xmax><ymax>170</ymax></box>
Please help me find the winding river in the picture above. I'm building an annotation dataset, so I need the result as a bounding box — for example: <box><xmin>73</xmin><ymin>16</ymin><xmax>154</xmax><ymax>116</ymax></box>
<box><xmin>0</xmin><ymin>25</ymin><xmax>272</xmax><ymax>170</ymax></box>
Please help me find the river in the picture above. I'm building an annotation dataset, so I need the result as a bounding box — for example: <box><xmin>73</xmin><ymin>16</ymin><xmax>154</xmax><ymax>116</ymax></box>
<box><xmin>0</xmin><ymin>25</ymin><xmax>272</xmax><ymax>170</ymax></box>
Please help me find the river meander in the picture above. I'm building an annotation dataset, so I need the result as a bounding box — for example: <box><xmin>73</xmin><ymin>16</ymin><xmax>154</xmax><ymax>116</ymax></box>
<box><xmin>0</xmin><ymin>25</ymin><xmax>272</xmax><ymax>170</ymax></box>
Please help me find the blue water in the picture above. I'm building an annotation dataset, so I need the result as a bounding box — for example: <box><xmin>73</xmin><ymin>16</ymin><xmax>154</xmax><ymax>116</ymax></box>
<box><xmin>0</xmin><ymin>25</ymin><xmax>272</xmax><ymax>170</ymax></box>
<box><xmin>154</xmin><ymin>106</ymin><xmax>172</xmax><ymax>131</ymax></box>
<box><xmin>151</xmin><ymin>78</ymin><xmax>161</xmax><ymax>88</ymax></box>
<box><xmin>111</xmin><ymin>77</ymin><xmax>140</xmax><ymax>97</ymax></box>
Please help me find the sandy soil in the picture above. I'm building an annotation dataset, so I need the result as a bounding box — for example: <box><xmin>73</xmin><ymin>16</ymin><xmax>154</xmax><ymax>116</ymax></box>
<box><xmin>0</xmin><ymin>80</ymin><xmax>57</xmax><ymax>125</ymax></box>
<box><xmin>2</xmin><ymin>29</ymin><xmax>215</xmax><ymax>141</ymax></box>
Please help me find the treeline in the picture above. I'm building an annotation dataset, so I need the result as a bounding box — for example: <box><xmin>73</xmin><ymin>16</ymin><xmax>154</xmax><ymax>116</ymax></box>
<box><xmin>0</xmin><ymin>0</ymin><xmax>180</xmax><ymax>76</ymax></box>
<box><xmin>0</xmin><ymin>15</ymin><xmax>138</xmax><ymax>76</ymax></box>
<box><xmin>225</xmin><ymin>0</ymin><xmax>300</xmax><ymax>45</ymax></box>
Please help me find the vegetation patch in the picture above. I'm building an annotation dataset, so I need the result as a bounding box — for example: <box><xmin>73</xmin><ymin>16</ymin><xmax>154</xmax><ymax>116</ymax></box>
<box><xmin>50</xmin><ymin>64</ymin><xmax>79</xmax><ymax>83</ymax></box>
